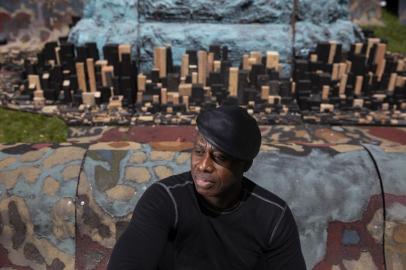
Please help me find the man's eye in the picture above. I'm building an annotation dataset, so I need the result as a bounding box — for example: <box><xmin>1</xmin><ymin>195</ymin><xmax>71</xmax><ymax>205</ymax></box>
<box><xmin>194</xmin><ymin>148</ymin><xmax>204</xmax><ymax>155</ymax></box>
<box><xmin>213</xmin><ymin>155</ymin><xmax>226</xmax><ymax>163</ymax></box>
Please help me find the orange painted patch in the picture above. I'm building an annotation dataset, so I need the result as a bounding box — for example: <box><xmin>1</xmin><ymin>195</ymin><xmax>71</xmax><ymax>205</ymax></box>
<box><xmin>150</xmin><ymin>141</ymin><xmax>193</xmax><ymax>152</ymax></box>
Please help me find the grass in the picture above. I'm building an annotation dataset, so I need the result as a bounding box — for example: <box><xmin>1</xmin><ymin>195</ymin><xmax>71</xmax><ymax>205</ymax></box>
<box><xmin>364</xmin><ymin>9</ymin><xmax>406</xmax><ymax>53</ymax></box>
<box><xmin>0</xmin><ymin>107</ymin><xmax>68</xmax><ymax>143</ymax></box>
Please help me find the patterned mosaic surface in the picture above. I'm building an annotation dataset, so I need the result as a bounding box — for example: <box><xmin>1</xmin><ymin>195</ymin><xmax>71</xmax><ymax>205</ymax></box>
<box><xmin>0</xmin><ymin>125</ymin><xmax>405</xmax><ymax>269</ymax></box>
<box><xmin>0</xmin><ymin>143</ymin><xmax>86</xmax><ymax>269</ymax></box>
<box><xmin>67</xmin><ymin>125</ymin><xmax>406</xmax><ymax>149</ymax></box>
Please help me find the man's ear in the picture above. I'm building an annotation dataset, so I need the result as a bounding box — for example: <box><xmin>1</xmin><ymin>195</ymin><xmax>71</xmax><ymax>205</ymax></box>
<box><xmin>243</xmin><ymin>160</ymin><xmax>253</xmax><ymax>172</ymax></box>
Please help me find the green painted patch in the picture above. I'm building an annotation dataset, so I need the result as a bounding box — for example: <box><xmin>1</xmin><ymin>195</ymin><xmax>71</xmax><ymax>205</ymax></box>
<box><xmin>0</xmin><ymin>107</ymin><xmax>68</xmax><ymax>143</ymax></box>
<box><xmin>364</xmin><ymin>10</ymin><xmax>406</xmax><ymax>53</ymax></box>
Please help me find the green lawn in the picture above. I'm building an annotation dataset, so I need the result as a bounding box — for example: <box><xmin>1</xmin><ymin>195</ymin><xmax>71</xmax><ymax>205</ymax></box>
<box><xmin>364</xmin><ymin>9</ymin><xmax>406</xmax><ymax>53</ymax></box>
<box><xmin>0</xmin><ymin>107</ymin><xmax>68</xmax><ymax>143</ymax></box>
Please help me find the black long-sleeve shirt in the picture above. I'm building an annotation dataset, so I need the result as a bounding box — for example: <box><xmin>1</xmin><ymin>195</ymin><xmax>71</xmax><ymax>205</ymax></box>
<box><xmin>108</xmin><ymin>171</ymin><xmax>306</xmax><ymax>270</ymax></box>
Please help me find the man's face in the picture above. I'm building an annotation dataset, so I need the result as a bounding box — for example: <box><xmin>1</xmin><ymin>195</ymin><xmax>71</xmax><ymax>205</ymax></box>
<box><xmin>191</xmin><ymin>133</ymin><xmax>246</xmax><ymax>199</ymax></box>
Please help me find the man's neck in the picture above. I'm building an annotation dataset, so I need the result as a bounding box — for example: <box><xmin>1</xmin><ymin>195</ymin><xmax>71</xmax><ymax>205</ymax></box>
<box><xmin>203</xmin><ymin>181</ymin><xmax>243</xmax><ymax>210</ymax></box>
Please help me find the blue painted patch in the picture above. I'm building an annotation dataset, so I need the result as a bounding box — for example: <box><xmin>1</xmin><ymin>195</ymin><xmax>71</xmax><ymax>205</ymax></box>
<box><xmin>341</xmin><ymin>229</ymin><xmax>360</xmax><ymax>245</ymax></box>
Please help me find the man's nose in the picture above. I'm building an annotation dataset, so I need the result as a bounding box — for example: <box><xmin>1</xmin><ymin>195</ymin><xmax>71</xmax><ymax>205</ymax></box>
<box><xmin>198</xmin><ymin>152</ymin><xmax>214</xmax><ymax>172</ymax></box>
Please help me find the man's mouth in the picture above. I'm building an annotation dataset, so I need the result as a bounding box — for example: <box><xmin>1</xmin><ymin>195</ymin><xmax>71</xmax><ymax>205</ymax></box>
<box><xmin>193</xmin><ymin>174</ymin><xmax>215</xmax><ymax>189</ymax></box>
<box><xmin>195</xmin><ymin>178</ymin><xmax>215</xmax><ymax>189</ymax></box>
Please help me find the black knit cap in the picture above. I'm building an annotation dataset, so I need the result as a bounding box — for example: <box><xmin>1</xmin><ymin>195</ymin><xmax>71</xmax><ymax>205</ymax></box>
<box><xmin>196</xmin><ymin>106</ymin><xmax>261</xmax><ymax>161</ymax></box>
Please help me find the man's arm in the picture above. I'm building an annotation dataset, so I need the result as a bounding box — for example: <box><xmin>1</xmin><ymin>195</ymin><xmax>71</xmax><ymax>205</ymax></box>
<box><xmin>108</xmin><ymin>183</ymin><xmax>176</xmax><ymax>270</ymax></box>
<box><xmin>264</xmin><ymin>205</ymin><xmax>307</xmax><ymax>270</ymax></box>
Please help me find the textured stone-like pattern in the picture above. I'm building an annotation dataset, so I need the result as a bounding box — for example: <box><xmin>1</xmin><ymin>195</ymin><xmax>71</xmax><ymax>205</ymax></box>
<box><xmin>0</xmin><ymin>144</ymin><xmax>86</xmax><ymax>269</ymax></box>
<box><xmin>75</xmin><ymin>141</ymin><xmax>191</xmax><ymax>269</ymax></box>
<box><xmin>248</xmin><ymin>146</ymin><xmax>384</xmax><ymax>269</ymax></box>
<box><xmin>139</xmin><ymin>0</ymin><xmax>293</xmax><ymax>23</ymax></box>
<box><xmin>0</xmin><ymin>0</ymin><xmax>84</xmax><ymax>52</ymax></box>
<box><xmin>297</xmin><ymin>0</ymin><xmax>350</xmax><ymax>23</ymax></box>
<box><xmin>294</xmin><ymin>20</ymin><xmax>361</xmax><ymax>55</ymax></box>
<box><xmin>294</xmin><ymin>0</ymin><xmax>362</xmax><ymax>55</ymax></box>
<box><xmin>349</xmin><ymin>0</ymin><xmax>382</xmax><ymax>25</ymax></box>
<box><xmin>139</xmin><ymin>22</ymin><xmax>292</xmax><ymax>74</ymax></box>
<box><xmin>68</xmin><ymin>0</ymin><xmax>362</xmax><ymax>74</ymax></box>
<box><xmin>1</xmin><ymin>126</ymin><xmax>406</xmax><ymax>269</ymax></box>
<box><xmin>361</xmin><ymin>145</ymin><xmax>406</xmax><ymax>270</ymax></box>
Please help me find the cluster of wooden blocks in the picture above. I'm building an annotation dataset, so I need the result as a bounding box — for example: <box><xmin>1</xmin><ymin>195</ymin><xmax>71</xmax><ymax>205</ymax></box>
<box><xmin>11</xmin><ymin>36</ymin><xmax>406</xmax><ymax>125</ymax></box>
<box><xmin>294</xmin><ymin>38</ymin><xmax>406</xmax><ymax>115</ymax></box>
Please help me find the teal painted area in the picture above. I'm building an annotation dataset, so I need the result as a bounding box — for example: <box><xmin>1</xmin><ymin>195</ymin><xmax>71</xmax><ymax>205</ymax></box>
<box><xmin>246</xmin><ymin>147</ymin><xmax>382</xmax><ymax>269</ymax></box>
<box><xmin>342</xmin><ymin>229</ymin><xmax>361</xmax><ymax>245</ymax></box>
<box><xmin>83</xmin><ymin>144</ymin><xmax>190</xmax><ymax>217</ymax></box>
<box><xmin>361</xmin><ymin>144</ymin><xmax>406</xmax><ymax>195</ymax></box>
<box><xmin>68</xmin><ymin>0</ymin><xmax>361</xmax><ymax>75</ymax></box>
<box><xmin>0</xmin><ymin>147</ymin><xmax>83</xmax><ymax>257</ymax></box>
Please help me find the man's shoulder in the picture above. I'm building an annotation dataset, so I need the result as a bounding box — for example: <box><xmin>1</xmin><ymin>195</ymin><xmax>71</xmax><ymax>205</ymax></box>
<box><xmin>156</xmin><ymin>171</ymin><xmax>193</xmax><ymax>190</ymax></box>
<box><xmin>243</xmin><ymin>177</ymin><xmax>287</xmax><ymax>212</ymax></box>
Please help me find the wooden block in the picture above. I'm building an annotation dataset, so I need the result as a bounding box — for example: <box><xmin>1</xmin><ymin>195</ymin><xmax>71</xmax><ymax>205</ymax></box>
<box><xmin>354</xmin><ymin>43</ymin><xmax>363</xmax><ymax>55</ymax></box>
<box><xmin>198</xmin><ymin>50</ymin><xmax>207</xmax><ymax>86</ymax></box>
<box><xmin>159</xmin><ymin>47</ymin><xmax>167</xmax><ymax>78</ymax></box>
<box><xmin>345</xmin><ymin>60</ymin><xmax>352</xmax><ymax>74</ymax></box>
<box><xmin>382</xmin><ymin>103</ymin><xmax>389</xmax><ymax>111</ymax></box>
<box><xmin>268</xmin><ymin>95</ymin><xmax>281</xmax><ymax>105</ymax></box>
<box><xmin>366</xmin><ymin>38</ymin><xmax>380</xmax><ymax>59</ymax></box>
<box><xmin>179</xmin><ymin>83</ymin><xmax>192</xmax><ymax>96</ymax></box>
<box><xmin>119</xmin><ymin>44</ymin><xmax>131</xmax><ymax>62</ymax></box>
<box><xmin>167</xmin><ymin>92</ymin><xmax>174</xmax><ymax>104</ymax></box>
<box><xmin>310</xmin><ymin>54</ymin><xmax>318</xmax><ymax>62</ymax></box>
<box><xmin>261</xmin><ymin>85</ymin><xmax>270</xmax><ymax>100</ymax></box>
<box><xmin>86</xmin><ymin>58</ymin><xmax>97</xmax><ymax>92</ymax></box>
<box><xmin>322</xmin><ymin>85</ymin><xmax>330</xmax><ymax>101</ymax></box>
<box><xmin>374</xmin><ymin>43</ymin><xmax>386</xmax><ymax>64</ymax></box>
<box><xmin>137</xmin><ymin>91</ymin><xmax>143</xmax><ymax>104</ymax></box>
<box><xmin>328</xmin><ymin>41</ymin><xmax>337</xmax><ymax>64</ymax></box>
<box><xmin>373</xmin><ymin>94</ymin><xmax>386</xmax><ymax>102</ymax></box>
<box><xmin>192</xmin><ymin>72</ymin><xmax>198</xmax><ymax>84</ymax></box>
<box><xmin>291</xmin><ymin>81</ymin><xmax>296</xmax><ymax>94</ymax></box>
<box><xmin>376</xmin><ymin>59</ymin><xmax>386</xmax><ymax>81</ymax></box>
<box><xmin>354</xmin><ymin>76</ymin><xmax>363</xmax><ymax>97</ymax></box>
<box><xmin>161</xmin><ymin>88</ymin><xmax>167</xmax><ymax>104</ymax></box>
<box><xmin>388</xmin><ymin>73</ymin><xmax>397</xmax><ymax>92</ymax></box>
<box><xmin>182</xmin><ymin>95</ymin><xmax>189</xmax><ymax>109</ymax></box>
<box><xmin>137</xmin><ymin>73</ymin><xmax>146</xmax><ymax>92</ymax></box>
<box><xmin>266</xmin><ymin>51</ymin><xmax>279</xmax><ymax>69</ymax></box>
<box><xmin>55</xmin><ymin>47</ymin><xmax>61</xmax><ymax>66</ymax></box>
<box><xmin>101</xmin><ymin>65</ymin><xmax>114</xmax><ymax>87</ymax></box>
<box><xmin>242</xmin><ymin>54</ymin><xmax>249</xmax><ymax>71</ymax></box>
<box><xmin>320</xmin><ymin>103</ymin><xmax>334</xmax><ymax>112</ymax></box>
<box><xmin>108</xmin><ymin>95</ymin><xmax>123</xmax><ymax>110</ymax></box>
<box><xmin>154</xmin><ymin>47</ymin><xmax>167</xmax><ymax>78</ymax></box>
<box><xmin>248</xmin><ymin>57</ymin><xmax>256</xmax><ymax>70</ymax></box>
<box><xmin>331</xmin><ymin>63</ymin><xmax>339</xmax><ymax>80</ymax></box>
<box><xmin>152</xmin><ymin>94</ymin><xmax>160</xmax><ymax>104</ymax></box>
<box><xmin>353</xmin><ymin>98</ymin><xmax>364</xmax><ymax>108</ymax></box>
<box><xmin>181</xmin><ymin>54</ymin><xmax>189</xmax><ymax>78</ymax></box>
<box><xmin>76</xmin><ymin>62</ymin><xmax>87</xmax><ymax>92</ymax></box>
<box><xmin>42</xmin><ymin>73</ymin><xmax>50</xmax><ymax>80</ymax></box>
<box><xmin>96</xmin><ymin>60</ymin><xmax>108</xmax><ymax>67</ymax></box>
<box><xmin>213</xmin><ymin>61</ymin><xmax>221</xmax><ymax>73</ymax></box>
<box><xmin>28</xmin><ymin>75</ymin><xmax>42</xmax><ymax>91</ymax></box>
<box><xmin>207</xmin><ymin>53</ymin><xmax>214</xmax><ymax>73</ymax></box>
<box><xmin>82</xmin><ymin>92</ymin><xmax>95</xmax><ymax>106</ymax></box>
<box><xmin>173</xmin><ymin>92</ymin><xmax>180</xmax><ymax>105</ymax></box>
<box><xmin>397</xmin><ymin>60</ymin><xmax>405</xmax><ymax>71</ymax></box>
<box><xmin>396</xmin><ymin>76</ymin><xmax>406</xmax><ymax>88</ymax></box>
<box><xmin>228</xmin><ymin>67</ymin><xmax>239</xmax><ymax>97</ymax></box>
<box><xmin>250</xmin><ymin>51</ymin><xmax>262</xmax><ymax>64</ymax></box>
<box><xmin>338</xmin><ymin>63</ymin><xmax>347</xmax><ymax>79</ymax></box>
<box><xmin>339</xmin><ymin>74</ymin><xmax>348</xmax><ymax>96</ymax></box>
<box><xmin>34</xmin><ymin>90</ymin><xmax>44</xmax><ymax>98</ymax></box>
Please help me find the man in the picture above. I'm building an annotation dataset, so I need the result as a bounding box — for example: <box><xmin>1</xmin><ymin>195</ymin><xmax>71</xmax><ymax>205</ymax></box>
<box><xmin>108</xmin><ymin>106</ymin><xmax>306</xmax><ymax>269</ymax></box>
